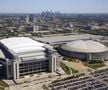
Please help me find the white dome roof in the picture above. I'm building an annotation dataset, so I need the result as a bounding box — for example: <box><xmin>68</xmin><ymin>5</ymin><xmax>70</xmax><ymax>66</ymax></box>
<box><xmin>61</xmin><ymin>40</ymin><xmax>108</xmax><ymax>53</ymax></box>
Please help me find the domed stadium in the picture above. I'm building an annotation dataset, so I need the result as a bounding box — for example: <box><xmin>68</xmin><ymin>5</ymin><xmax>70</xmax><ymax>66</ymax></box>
<box><xmin>60</xmin><ymin>40</ymin><xmax>108</xmax><ymax>60</ymax></box>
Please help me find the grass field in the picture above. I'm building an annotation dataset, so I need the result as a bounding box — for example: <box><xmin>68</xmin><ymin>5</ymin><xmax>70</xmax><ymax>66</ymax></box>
<box><xmin>60</xmin><ymin>62</ymin><xmax>78</xmax><ymax>74</ymax></box>
<box><xmin>0</xmin><ymin>80</ymin><xmax>9</xmax><ymax>90</ymax></box>
<box><xmin>63</xmin><ymin>56</ymin><xmax>78</xmax><ymax>62</ymax></box>
<box><xmin>84</xmin><ymin>60</ymin><xmax>105</xmax><ymax>69</ymax></box>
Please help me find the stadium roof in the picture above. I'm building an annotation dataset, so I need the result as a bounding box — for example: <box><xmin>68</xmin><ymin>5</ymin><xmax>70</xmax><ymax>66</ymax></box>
<box><xmin>0</xmin><ymin>37</ymin><xmax>45</xmax><ymax>54</ymax></box>
<box><xmin>0</xmin><ymin>49</ymin><xmax>5</xmax><ymax>59</ymax></box>
<box><xmin>61</xmin><ymin>40</ymin><xmax>108</xmax><ymax>53</ymax></box>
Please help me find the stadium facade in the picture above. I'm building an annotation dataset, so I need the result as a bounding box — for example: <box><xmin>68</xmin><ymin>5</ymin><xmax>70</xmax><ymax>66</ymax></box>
<box><xmin>60</xmin><ymin>40</ymin><xmax>108</xmax><ymax>60</ymax></box>
<box><xmin>0</xmin><ymin>37</ymin><xmax>59</xmax><ymax>80</ymax></box>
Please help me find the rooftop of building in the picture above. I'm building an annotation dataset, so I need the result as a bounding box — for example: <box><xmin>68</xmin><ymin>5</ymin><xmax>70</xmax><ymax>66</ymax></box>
<box><xmin>0</xmin><ymin>37</ymin><xmax>45</xmax><ymax>54</ymax></box>
<box><xmin>61</xmin><ymin>40</ymin><xmax>108</xmax><ymax>53</ymax></box>
<box><xmin>33</xmin><ymin>34</ymin><xmax>105</xmax><ymax>45</ymax></box>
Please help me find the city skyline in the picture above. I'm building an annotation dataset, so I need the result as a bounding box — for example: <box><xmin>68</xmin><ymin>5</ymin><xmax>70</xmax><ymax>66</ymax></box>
<box><xmin>0</xmin><ymin>0</ymin><xmax>108</xmax><ymax>13</ymax></box>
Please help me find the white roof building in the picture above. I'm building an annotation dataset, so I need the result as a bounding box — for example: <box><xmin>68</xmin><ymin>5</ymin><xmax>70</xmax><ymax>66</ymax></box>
<box><xmin>61</xmin><ymin>40</ymin><xmax>108</xmax><ymax>53</ymax></box>
<box><xmin>34</xmin><ymin>34</ymin><xmax>104</xmax><ymax>45</ymax></box>
<box><xmin>0</xmin><ymin>37</ymin><xmax>45</xmax><ymax>54</ymax></box>
<box><xmin>0</xmin><ymin>37</ymin><xmax>58</xmax><ymax>80</ymax></box>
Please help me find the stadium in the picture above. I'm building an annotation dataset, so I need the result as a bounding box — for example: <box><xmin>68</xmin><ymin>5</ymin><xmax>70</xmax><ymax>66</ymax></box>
<box><xmin>60</xmin><ymin>40</ymin><xmax>108</xmax><ymax>60</ymax></box>
<box><xmin>0</xmin><ymin>37</ymin><xmax>58</xmax><ymax>80</ymax></box>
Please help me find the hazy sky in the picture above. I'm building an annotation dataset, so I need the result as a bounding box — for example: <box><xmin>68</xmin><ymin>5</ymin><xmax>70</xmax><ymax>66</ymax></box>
<box><xmin>0</xmin><ymin>0</ymin><xmax>108</xmax><ymax>13</ymax></box>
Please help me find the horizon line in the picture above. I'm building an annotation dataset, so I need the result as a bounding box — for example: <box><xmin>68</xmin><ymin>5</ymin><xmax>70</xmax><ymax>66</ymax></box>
<box><xmin>0</xmin><ymin>12</ymin><xmax>108</xmax><ymax>14</ymax></box>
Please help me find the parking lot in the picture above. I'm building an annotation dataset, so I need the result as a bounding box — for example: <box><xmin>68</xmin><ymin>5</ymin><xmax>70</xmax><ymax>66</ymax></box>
<box><xmin>51</xmin><ymin>69</ymin><xmax>108</xmax><ymax>90</ymax></box>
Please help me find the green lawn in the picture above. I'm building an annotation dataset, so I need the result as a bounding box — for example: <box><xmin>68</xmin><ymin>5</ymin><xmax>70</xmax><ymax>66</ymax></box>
<box><xmin>60</xmin><ymin>62</ymin><xmax>79</xmax><ymax>74</ymax></box>
<box><xmin>63</xmin><ymin>57</ymin><xmax>77</xmax><ymax>62</ymax></box>
<box><xmin>84</xmin><ymin>60</ymin><xmax>105</xmax><ymax>69</ymax></box>
<box><xmin>60</xmin><ymin>62</ymin><xmax>71</xmax><ymax>74</ymax></box>
<box><xmin>0</xmin><ymin>80</ymin><xmax>9</xmax><ymax>90</ymax></box>
<box><xmin>71</xmin><ymin>68</ymin><xmax>79</xmax><ymax>74</ymax></box>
